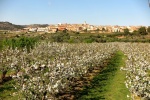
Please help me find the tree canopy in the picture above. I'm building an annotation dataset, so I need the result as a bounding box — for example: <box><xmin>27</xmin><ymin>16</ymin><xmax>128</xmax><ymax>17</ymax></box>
<box><xmin>138</xmin><ymin>27</ymin><xmax>148</xmax><ymax>35</ymax></box>
<box><xmin>124</xmin><ymin>28</ymin><xmax>130</xmax><ymax>35</ymax></box>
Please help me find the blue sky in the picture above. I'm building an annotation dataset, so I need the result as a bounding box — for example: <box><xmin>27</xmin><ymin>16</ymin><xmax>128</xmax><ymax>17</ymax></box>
<box><xmin>0</xmin><ymin>0</ymin><xmax>150</xmax><ymax>26</ymax></box>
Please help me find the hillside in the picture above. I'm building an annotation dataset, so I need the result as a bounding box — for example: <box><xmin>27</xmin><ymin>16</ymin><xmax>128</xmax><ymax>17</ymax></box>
<box><xmin>0</xmin><ymin>22</ymin><xmax>49</xmax><ymax>30</ymax></box>
<box><xmin>0</xmin><ymin>22</ymin><xmax>25</xmax><ymax>30</ymax></box>
<box><xmin>26</xmin><ymin>24</ymin><xmax>49</xmax><ymax>28</ymax></box>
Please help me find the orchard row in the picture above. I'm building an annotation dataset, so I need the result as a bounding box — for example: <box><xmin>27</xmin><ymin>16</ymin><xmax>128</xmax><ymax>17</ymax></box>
<box><xmin>0</xmin><ymin>42</ymin><xmax>149</xmax><ymax>99</ymax></box>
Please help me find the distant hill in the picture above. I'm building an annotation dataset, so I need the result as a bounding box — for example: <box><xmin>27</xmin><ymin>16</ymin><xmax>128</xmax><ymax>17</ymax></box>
<box><xmin>0</xmin><ymin>22</ymin><xmax>49</xmax><ymax>31</ymax></box>
<box><xmin>0</xmin><ymin>22</ymin><xmax>25</xmax><ymax>30</ymax></box>
<box><xmin>25</xmin><ymin>24</ymin><xmax>49</xmax><ymax>28</ymax></box>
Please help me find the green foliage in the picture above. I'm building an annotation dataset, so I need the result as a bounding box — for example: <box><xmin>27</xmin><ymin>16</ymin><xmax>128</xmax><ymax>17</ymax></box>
<box><xmin>2</xmin><ymin>37</ymin><xmax>38</xmax><ymax>51</ymax></box>
<box><xmin>46</xmin><ymin>32</ymin><xmax>150</xmax><ymax>43</ymax></box>
<box><xmin>75</xmin><ymin>32</ymin><xmax>80</xmax><ymax>35</ymax></box>
<box><xmin>68</xmin><ymin>38</ymin><xmax>75</xmax><ymax>43</ymax></box>
<box><xmin>0</xmin><ymin>80</ymin><xmax>20</xmax><ymax>100</ymax></box>
<box><xmin>124</xmin><ymin>28</ymin><xmax>130</xmax><ymax>35</ymax></box>
<box><xmin>132</xmin><ymin>30</ymin><xmax>138</xmax><ymax>35</ymax></box>
<box><xmin>0</xmin><ymin>40</ymin><xmax>3</xmax><ymax>50</ymax></box>
<box><xmin>138</xmin><ymin>27</ymin><xmax>148</xmax><ymax>35</ymax></box>
<box><xmin>84</xmin><ymin>38</ymin><xmax>94</xmax><ymax>43</ymax></box>
<box><xmin>51</xmin><ymin>32</ymin><xmax>70</xmax><ymax>42</ymax></box>
<box><xmin>62</xmin><ymin>29</ymin><xmax>67</xmax><ymax>33</ymax></box>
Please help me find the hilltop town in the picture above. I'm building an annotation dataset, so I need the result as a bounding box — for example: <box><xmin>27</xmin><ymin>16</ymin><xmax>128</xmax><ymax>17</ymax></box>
<box><xmin>0</xmin><ymin>21</ymin><xmax>147</xmax><ymax>34</ymax></box>
<box><xmin>24</xmin><ymin>22</ymin><xmax>145</xmax><ymax>33</ymax></box>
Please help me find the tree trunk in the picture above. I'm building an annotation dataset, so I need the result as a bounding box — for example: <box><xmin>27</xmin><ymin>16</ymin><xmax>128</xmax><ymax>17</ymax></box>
<box><xmin>0</xmin><ymin>70</ymin><xmax>7</xmax><ymax>83</ymax></box>
<box><xmin>42</xmin><ymin>91</ymin><xmax>47</xmax><ymax>100</ymax></box>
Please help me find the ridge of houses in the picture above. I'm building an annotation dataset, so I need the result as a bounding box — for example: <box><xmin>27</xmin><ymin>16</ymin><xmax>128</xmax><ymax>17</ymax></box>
<box><xmin>23</xmin><ymin>22</ymin><xmax>144</xmax><ymax>33</ymax></box>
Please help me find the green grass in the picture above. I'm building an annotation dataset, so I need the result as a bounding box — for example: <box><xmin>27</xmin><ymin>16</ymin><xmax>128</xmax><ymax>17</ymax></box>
<box><xmin>0</xmin><ymin>70</ymin><xmax>22</xmax><ymax>100</ymax></box>
<box><xmin>77</xmin><ymin>51</ymin><xmax>130</xmax><ymax>100</ymax></box>
<box><xmin>0</xmin><ymin>80</ymin><xmax>20</xmax><ymax>100</ymax></box>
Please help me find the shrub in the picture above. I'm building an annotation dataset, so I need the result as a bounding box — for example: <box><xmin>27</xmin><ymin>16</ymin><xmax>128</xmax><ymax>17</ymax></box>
<box><xmin>138</xmin><ymin>27</ymin><xmax>148</xmax><ymax>35</ymax></box>
<box><xmin>51</xmin><ymin>32</ymin><xmax>70</xmax><ymax>42</ymax></box>
<box><xmin>2</xmin><ymin>37</ymin><xmax>38</xmax><ymax>51</ymax></box>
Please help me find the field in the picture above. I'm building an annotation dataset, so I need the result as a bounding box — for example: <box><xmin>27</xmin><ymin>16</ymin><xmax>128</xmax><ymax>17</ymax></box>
<box><xmin>0</xmin><ymin>31</ymin><xmax>150</xmax><ymax>100</ymax></box>
<box><xmin>0</xmin><ymin>39</ymin><xmax>150</xmax><ymax>100</ymax></box>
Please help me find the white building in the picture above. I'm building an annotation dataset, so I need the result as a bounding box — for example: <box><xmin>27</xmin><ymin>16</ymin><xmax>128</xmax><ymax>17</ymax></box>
<box><xmin>29</xmin><ymin>28</ymin><xmax>37</xmax><ymax>32</ymax></box>
<box><xmin>37</xmin><ymin>27</ymin><xmax>49</xmax><ymax>32</ymax></box>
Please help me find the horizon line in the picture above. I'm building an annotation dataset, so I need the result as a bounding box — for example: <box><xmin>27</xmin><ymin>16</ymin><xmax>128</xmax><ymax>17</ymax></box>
<box><xmin>0</xmin><ymin>21</ymin><xmax>150</xmax><ymax>26</ymax></box>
